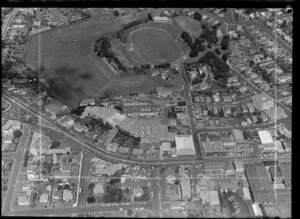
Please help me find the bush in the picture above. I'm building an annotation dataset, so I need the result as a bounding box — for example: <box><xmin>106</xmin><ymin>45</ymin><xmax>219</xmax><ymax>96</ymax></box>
<box><xmin>189</xmin><ymin>50</ymin><xmax>199</xmax><ymax>58</ymax></box>
<box><xmin>127</xmin><ymin>209</ymin><xmax>134</xmax><ymax>216</ymax></box>
<box><xmin>214</xmin><ymin>48</ymin><xmax>221</xmax><ymax>56</ymax></box>
<box><xmin>13</xmin><ymin>130</ymin><xmax>22</xmax><ymax>138</ymax></box>
<box><xmin>87</xmin><ymin>197</ymin><xmax>95</xmax><ymax>203</ymax></box>
<box><xmin>193</xmin><ymin>12</ymin><xmax>202</xmax><ymax>21</ymax></box>
<box><xmin>50</xmin><ymin>141</ymin><xmax>60</xmax><ymax>149</ymax></box>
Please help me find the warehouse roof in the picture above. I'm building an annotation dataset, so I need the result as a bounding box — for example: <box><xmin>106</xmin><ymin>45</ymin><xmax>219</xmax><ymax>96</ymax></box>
<box><xmin>258</xmin><ymin>130</ymin><xmax>273</xmax><ymax>144</ymax></box>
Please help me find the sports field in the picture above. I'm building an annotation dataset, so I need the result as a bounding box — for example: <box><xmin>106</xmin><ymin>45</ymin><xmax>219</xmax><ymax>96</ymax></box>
<box><xmin>128</xmin><ymin>27</ymin><xmax>183</xmax><ymax>65</ymax></box>
<box><xmin>174</xmin><ymin>16</ymin><xmax>203</xmax><ymax>37</ymax></box>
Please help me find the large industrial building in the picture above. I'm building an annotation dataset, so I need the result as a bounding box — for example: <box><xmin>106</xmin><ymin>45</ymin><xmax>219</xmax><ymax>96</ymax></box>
<box><xmin>175</xmin><ymin>135</ymin><xmax>196</xmax><ymax>156</ymax></box>
<box><xmin>245</xmin><ymin>163</ymin><xmax>276</xmax><ymax>204</ymax></box>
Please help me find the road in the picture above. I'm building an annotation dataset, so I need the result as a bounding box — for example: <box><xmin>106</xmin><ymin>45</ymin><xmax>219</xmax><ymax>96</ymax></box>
<box><xmin>8</xmin><ymin>202</ymin><xmax>152</xmax><ymax>216</ymax></box>
<box><xmin>196</xmin><ymin>9</ymin><xmax>292</xmax><ymax>55</ymax></box>
<box><xmin>1</xmin><ymin>8</ymin><xmax>20</xmax><ymax>38</ymax></box>
<box><xmin>2</xmin><ymin>125</ymin><xmax>32</xmax><ymax>216</ymax></box>
<box><xmin>150</xmin><ymin>168</ymin><xmax>163</xmax><ymax>218</ymax></box>
<box><xmin>3</xmin><ymin>94</ymin><xmax>203</xmax><ymax>167</ymax></box>
<box><xmin>229</xmin><ymin>65</ymin><xmax>291</xmax><ymax>115</ymax></box>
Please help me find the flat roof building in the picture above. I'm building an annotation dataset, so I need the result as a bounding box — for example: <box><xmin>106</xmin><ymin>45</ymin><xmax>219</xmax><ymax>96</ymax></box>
<box><xmin>175</xmin><ymin>135</ymin><xmax>196</xmax><ymax>156</ymax></box>
<box><xmin>258</xmin><ymin>130</ymin><xmax>273</xmax><ymax>144</ymax></box>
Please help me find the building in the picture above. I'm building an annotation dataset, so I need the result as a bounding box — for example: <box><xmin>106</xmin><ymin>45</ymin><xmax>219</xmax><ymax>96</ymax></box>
<box><xmin>245</xmin><ymin>164</ymin><xmax>276</xmax><ymax>204</ymax></box>
<box><xmin>231</xmin><ymin>129</ymin><xmax>245</xmax><ymax>142</ymax></box>
<box><xmin>251</xmin><ymin>93</ymin><xmax>274</xmax><ymax>111</ymax></box>
<box><xmin>40</xmin><ymin>193</ymin><xmax>49</xmax><ymax>203</ymax></box>
<box><xmin>161</xmin><ymin>142</ymin><xmax>172</xmax><ymax>152</ymax></box>
<box><xmin>204</xmin><ymin>161</ymin><xmax>225</xmax><ymax>173</ymax></box>
<box><xmin>122</xmin><ymin>105</ymin><xmax>162</xmax><ymax>117</ymax></box>
<box><xmin>63</xmin><ymin>190</ymin><xmax>73</xmax><ymax>202</ymax></box>
<box><xmin>156</xmin><ymin>86</ymin><xmax>182</xmax><ymax>98</ymax></box>
<box><xmin>209</xmin><ymin>191</ymin><xmax>220</xmax><ymax>206</ymax></box>
<box><xmin>165</xmin><ymin>184</ymin><xmax>182</xmax><ymax>201</ymax></box>
<box><xmin>258</xmin><ymin>130</ymin><xmax>273</xmax><ymax>144</ymax></box>
<box><xmin>132</xmin><ymin>148</ymin><xmax>144</xmax><ymax>156</ymax></box>
<box><xmin>106</xmin><ymin>143</ymin><xmax>119</xmax><ymax>152</ymax></box>
<box><xmin>94</xmin><ymin>182</ymin><xmax>105</xmax><ymax>195</ymax></box>
<box><xmin>17</xmin><ymin>195</ymin><xmax>30</xmax><ymax>206</ymax></box>
<box><xmin>180</xmin><ymin>176</ymin><xmax>192</xmax><ymax>200</ymax></box>
<box><xmin>252</xmin><ymin>203</ymin><xmax>263</xmax><ymax>216</ymax></box>
<box><xmin>118</xmin><ymin>147</ymin><xmax>129</xmax><ymax>154</ymax></box>
<box><xmin>233</xmin><ymin>160</ymin><xmax>244</xmax><ymax>173</ymax></box>
<box><xmin>243</xmin><ymin>187</ymin><xmax>251</xmax><ymax>200</ymax></box>
<box><xmin>153</xmin><ymin>16</ymin><xmax>170</xmax><ymax>22</ymax></box>
<box><xmin>79</xmin><ymin>97</ymin><xmax>95</xmax><ymax>106</ymax></box>
<box><xmin>175</xmin><ymin>135</ymin><xmax>196</xmax><ymax>156</ymax></box>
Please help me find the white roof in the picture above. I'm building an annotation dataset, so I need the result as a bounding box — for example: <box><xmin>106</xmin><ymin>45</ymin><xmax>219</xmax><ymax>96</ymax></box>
<box><xmin>209</xmin><ymin>191</ymin><xmax>220</xmax><ymax>205</ymax></box>
<box><xmin>252</xmin><ymin>203</ymin><xmax>263</xmax><ymax>216</ymax></box>
<box><xmin>258</xmin><ymin>130</ymin><xmax>273</xmax><ymax>144</ymax></box>
<box><xmin>175</xmin><ymin>135</ymin><xmax>196</xmax><ymax>156</ymax></box>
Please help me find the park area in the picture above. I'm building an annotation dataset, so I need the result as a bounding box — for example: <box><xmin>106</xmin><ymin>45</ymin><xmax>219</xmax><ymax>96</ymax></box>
<box><xmin>174</xmin><ymin>16</ymin><xmax>203</xmax><ymax>37</ymax></box>
<box><xmin>128</xmin><ymin>27</ymin><xmax>184</xmax><ymax>65</ymax></box>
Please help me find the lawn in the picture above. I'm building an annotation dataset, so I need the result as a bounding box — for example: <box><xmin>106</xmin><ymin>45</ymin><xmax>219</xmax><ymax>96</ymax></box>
<box><xmin>174</xmin><ymin>16</ymin><xmax>203</xmax><ymax>37</ymax></box>
<box><xmin>24</xmin><ymin>14</ymin><xmax>122</xmax><ymax>107</ymax></box>
<box><xmin>128</xmin><ymin>27</ymin><xmax>183</xmax><ymax>65</ymax></box>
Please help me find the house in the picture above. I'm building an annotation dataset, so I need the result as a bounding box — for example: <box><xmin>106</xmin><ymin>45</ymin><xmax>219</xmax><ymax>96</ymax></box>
<box><xmin>40</xmin><ymin>193</ymin><xmax>49</xmax><ymax>203</ymax></box>
<box><xmin>63</xmin><ymin>189</ymin><xmax>73</xmax><ymax>202</ymax></box>
<box><xmin>223</xmin><ymin>95</ymin><xmax>232</xmax><ymax>102</ymax></box>
<box><xmin>17</xmin><ymin>195</ymin><xmax>30</xmax><ymax>206</ymax></box>
<box><xmin>251</xmin><ymin>93</ymin><xmax>274</xmax><ymax>111</ymax></box>
<box><xmin>94</xmin><ymin>182</ymin><xmax>104</xmax><ymax>195</ymax></box>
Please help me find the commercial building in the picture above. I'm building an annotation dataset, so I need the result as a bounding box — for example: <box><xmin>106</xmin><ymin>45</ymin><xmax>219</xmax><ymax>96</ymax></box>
<box><xmin>243</xmin><ymin>187</ymin><xmax>251</xmax><ymax>200</ymax></box>
<box><xmin>208</xmin><ymin>191</ymin><xmax>220</xmax><ymax>206</ymax></box>
<box><xmin>233</xmin><ymin>160</ymin><xmax>244</xmax><ymax>173</ymax></box>
<box><xmin>156</xmin><ymin>86</ymin><xmax>182</xmax><ymax>98</ymax></box>
<box><xmin>204</xmin><ymin>161</ymin><xmax>225</xmax><ymax>173</ymax></box>
<box><xmin>122</xmin><ymin>105</ymin><xmax>162</xmax><ymax>117</ymax></box>
<box><xmin>153</xmin><ymin>16</ymin><xmax>170</xmax><ymax>22</ymax></box>
<box><xmin>175</xmin><ymin>135</ymin><xmax>196</xmax><ymax>156</ymax></box>
<box><xmin>165</xmin><ymin>184</ymin><xmax>182</xmax><ymax>201</ymax></box>
<box><xmin>258</xmin><ymin>130</ymin><xmax>273</xmax><ymax>144</ymax></box>
<box><xmin>251</xmin><ymin>93</ymin><xmax>274</xmax><ymax>111</ymax></box>
<box><xmin>106</xmin><ymin>143</ymin><xmax>119</xmax><ymax>152</ymax></box>
<box><xmin>40</xmin><ymin>193</ymin><xmax>49</xmax><ymax>203</ymax></box>
<box><xmin>231</xmin><ymin>129</ymin><xmax>245</xmax><ymax>142</ymax></box>
<box><xmin>245</xmin><ymin>164</ymin><xmax>276</xmax><ymax>204</ymax></box>
<box><xmin>252</xmin><ymin>203</ymin><xmax>263</xmax><ymax>216</ymax></box>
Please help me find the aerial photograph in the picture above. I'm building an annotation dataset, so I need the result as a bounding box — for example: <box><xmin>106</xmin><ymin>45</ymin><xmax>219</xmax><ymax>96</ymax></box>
<box><xmin>2</xmin><ymin>7</ymin><xmax>292</xmax><ymax>218</ymax></box>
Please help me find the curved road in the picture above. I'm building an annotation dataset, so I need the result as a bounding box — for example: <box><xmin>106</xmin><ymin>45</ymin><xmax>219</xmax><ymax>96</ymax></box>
<box><xmin>2</xmin><ymin>8</ymin><xmax>20</xmax><ymax>38</ymax></box>
<box><xmin>2</xmin><ymin>94</ymin><xmax>203</xmax><ymax>167</ymax></box>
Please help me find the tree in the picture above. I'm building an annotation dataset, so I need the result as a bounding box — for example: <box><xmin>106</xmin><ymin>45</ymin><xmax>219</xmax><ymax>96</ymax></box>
<box><xmin>127</xmin><ymin>209</ymin><xmax>134</xmax><ymax>216</ymax></box>
<box><xmin>207</xmin><ymin>44</ymin><xmax>212</xmax><ymax>48</ymax></box>
<box><xmin>103</xmin><ymin>193</ymin><xmax>115</xmax><ymax>203</ymax></box>
<box><xmin>147</xmin><ymin>13</ymin><xmax>153</xmax><ymax>21</ymax></box>
<box><xmin>189</xmin><ymin>50</ymin><xmax>199</xmax><ymax>58</ymax></box>
<box><xmin>221</xmin><ymin>54</ymin><xmax>228</xmax><ymax>62</ymax></box>
<box><xmin>193</xmin><ymin>11</ymin><xmax>202</xmax><ymax>21</ymax></box>
<box><xmin>50</xmin><ymin>141</ymin><xmax>60</xmax><ymax>149</ymax></box>
<box><xmin>214</xmin><ymin>48</ymin><xmax>221</xmax><ymax>55</ymax></box>
<box><xmin>249</xmin><ymin>60</ymin><xmax>255</xmax><ymax>67</ymax></box>
<box><xmin>13</xmin><ymin>130</ymin><xmax>22</xmax><ymax>138</ymax></box>
<box><xmin>87</xmin><ymin>197</ymin><xmax>95</xmax><ymax>203</ymax></box>
<box><xmin>113</xmin><ymin>10</ymin><xmax>119</xmax><ymax>16</ymax></box>
<box><xmin>221</xmin><ymin>35</ymin><xmax>230</xmax><ymax>50</ymax></box>
<box><xmin>88</xmin><ymin>183</ymin><xmax>95</xmax><ymax>190</ymax></box>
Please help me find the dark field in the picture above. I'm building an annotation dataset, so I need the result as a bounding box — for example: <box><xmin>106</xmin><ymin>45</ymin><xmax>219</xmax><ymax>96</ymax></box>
<box><xmin>24</xmin><ymin>14</ymin><xmax>123</xmax><ymax>107</ymax></box>
<box><xmin>129</xmin><ymin>27</ymin><xmax>183</xmax><ymax>65</ymax></box>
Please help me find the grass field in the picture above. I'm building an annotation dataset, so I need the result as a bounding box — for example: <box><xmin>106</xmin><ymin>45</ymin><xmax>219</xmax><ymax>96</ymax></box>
<box><xmin>174</xmin><ymin>16</ymin><xmax>203</xmax><ymax>37</ymax></box>
<box><xmin>24</xmin><ymin>14</ymin><xmax>123</xmax><ymax>107</ymax></box>
<box><xmin>23</xmin><ymin>13</ymin><xmax>187</xmax><ymax>108</ymax></box>
<box><xmin>128</xmin><ymin>27</ymin><xmax>183</xmax><ymax>65</ymax></box>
